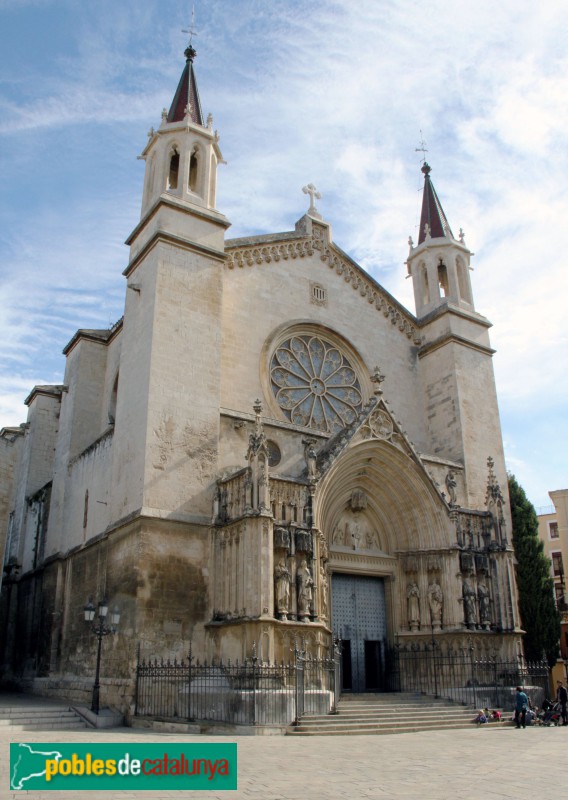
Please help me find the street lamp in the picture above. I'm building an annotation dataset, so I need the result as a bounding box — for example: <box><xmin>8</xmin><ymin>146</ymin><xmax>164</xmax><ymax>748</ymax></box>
<box><xmin>83</xmin><ymin>597</ymin><xmax>120</xmax><ymax>714</ymax></box>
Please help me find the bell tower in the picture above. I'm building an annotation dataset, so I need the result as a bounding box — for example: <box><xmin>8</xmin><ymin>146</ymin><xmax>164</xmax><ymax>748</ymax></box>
<box><xmin>408</xmin><ymin>164</ymin><xmax>508</xmax><ymax>511</ymax></box>
<box><xmin>139</xmin><ymin>43</ymin><xmax>224</xmax><ymax>217</ymax></box>
<box><xmin>407</xmin><ymin>163</ymin><xmax>474</xmax><ymax>319</ymax></box>
<box><xmin>112</xmin><ymin>40</ymin><xmax>230</xmax><ymax>523</ymax></box>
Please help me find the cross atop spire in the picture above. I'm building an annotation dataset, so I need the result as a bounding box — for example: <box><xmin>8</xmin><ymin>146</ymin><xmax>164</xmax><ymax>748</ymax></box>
<box><xmin>415</xmin><ymin>130</ymin><xmax>428</xmax><ymax>165</ymax></box>
<box><xmin>182</xmin><ymin>5</ymin><xmax>198</xmax><ymax>61</ymax></box>
<box><xmin>167</xmin><ymin>12</ymin><xmax>204</xmax><ymax>125</ymax></box>
<box><xmin>417</xmin><ymin>163</ymin><xmax>454</xmax><ymax>244</ymax></box>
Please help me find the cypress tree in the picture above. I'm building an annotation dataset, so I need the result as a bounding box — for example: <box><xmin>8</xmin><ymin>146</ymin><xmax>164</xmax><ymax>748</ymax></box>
<box><xmin>508</xmin><ymin>474</ymin><xmax>560</xmax><ymax>664</ymax></box>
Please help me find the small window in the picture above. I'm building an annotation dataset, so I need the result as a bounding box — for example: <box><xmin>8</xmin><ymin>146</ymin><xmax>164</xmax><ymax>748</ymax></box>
<box><xmin>83</xmin><ymin>490</ymin><xmax>89</xmax><ymax>530</ymax></box>
<box><xmin>549</xmin><ymin>521</ymin><xmax>559</xmax><ymax>539</ymax></box>
<box><xmin>552</xmin><ymin>551</ymin><xmax>564</xmax><ymax>577</ymax></box>
<box><xmin>168</xmin><ymin>148</ymin><xmax>180</xmax><ymax>190</ymax></box>
<box><xmin>267</xmin><ymin>440</ymin><xmax>281</xmax><ymax>467</ymax></box>
<box><xmin>310</xmin><ymin>282</ymin><xmax>327</xmax><ymax>306</ymax></box>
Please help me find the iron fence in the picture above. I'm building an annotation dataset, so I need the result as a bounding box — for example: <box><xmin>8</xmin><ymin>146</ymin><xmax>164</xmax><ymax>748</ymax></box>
<box><xmin>135</xmin><ymin>642</ymin><xmax>341</xmax><ymax>727</ymax></box>
<box><xmin>386</xmin><ymin>642</ymin><xmax>550</xmax><ymax>709</ymax></box>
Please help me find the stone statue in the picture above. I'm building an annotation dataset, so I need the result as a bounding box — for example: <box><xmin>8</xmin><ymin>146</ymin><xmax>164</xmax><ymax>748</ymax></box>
<box><xmin>348</xmin><ymin>520</ymin><xmax>361</xmax><ymax>550</ymax></box>
<box><xmin>477</xmin><ymin>581</ymin><xmax>491</xmax><ymax>629</ymax></box>
<box><xmin>427</xmin><ymin>581</ymin><xmax>443</xmax><ymax>631</ymax></box>
<box><xmin>320</xmin><ymin>564</ymin><xmax>329</xmax><ymax>621</ymax></box>
<box><xmin>297</xmin><ymin>559</ymin><xmax>314</xmax><ymax>622</ymax></box>
<box><xmin>332</xmin><ymin>525</ymin><xmax>344</xmax><ymax>546</ymax></box>
<box><xmin>303</xmin><ymin>438</ymin><xmax>318</xmax><ymax>481</ymax></box>
<box><xmin>274</xmin><ymin>560</ymin><xmax>291</xmax><ymax>620</ymax></box>
<box><xmin>407</xmin><ymin>582</ymin><xmax>420</xmax><ymax>631</ymax></box>
<box><xmin>463</xmin><ymin>578</ymin><xmax>477</xmax><ymax>629</ymax></box>
<box><xmin>445</xmin><ymin>470</ymin><xmax>457</xmax><ymax>505</ymax></box>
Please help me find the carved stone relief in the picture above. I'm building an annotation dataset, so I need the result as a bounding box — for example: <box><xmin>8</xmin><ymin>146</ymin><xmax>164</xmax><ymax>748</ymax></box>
<box><xmin>331</xmin><ymin>510</ymin><xmax>381</xmax><ymax>551</ymax></box>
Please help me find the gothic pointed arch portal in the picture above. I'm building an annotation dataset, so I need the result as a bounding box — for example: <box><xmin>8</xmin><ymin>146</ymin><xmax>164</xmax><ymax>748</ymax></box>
<box><xmin>316</xmin><ymin>438</ymin><xmax>452</xmax><ymax>691</ymax></box>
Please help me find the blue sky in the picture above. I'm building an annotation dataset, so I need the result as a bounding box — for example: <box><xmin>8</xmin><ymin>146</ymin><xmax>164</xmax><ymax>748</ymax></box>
<box><xmin>1</xmin><ymin>0</ymin><xmax>567</xmax><ymax>509</ymax></box>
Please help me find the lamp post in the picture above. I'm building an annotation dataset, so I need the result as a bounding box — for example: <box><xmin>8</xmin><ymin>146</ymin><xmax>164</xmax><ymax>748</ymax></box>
<box><xmin>83</xmin><ymin>598</ymin><xmax>120</xmax><ymax>714</ymax></box>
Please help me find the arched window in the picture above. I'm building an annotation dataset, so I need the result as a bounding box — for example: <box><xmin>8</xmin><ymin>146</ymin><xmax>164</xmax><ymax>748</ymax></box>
<box><xmin>438</xmin><ymin>260</ymin><xmax>449</xmax><ymax>298</ymax></box>
<box><xmin>188</xmin><ymin>146</ymin><xmax>199</xmax><ymax>192</ymax></box>
<box><xmin>168</xmin><ymin>147</ymin><xmax>180</xmax><ymax>190</ymax></box>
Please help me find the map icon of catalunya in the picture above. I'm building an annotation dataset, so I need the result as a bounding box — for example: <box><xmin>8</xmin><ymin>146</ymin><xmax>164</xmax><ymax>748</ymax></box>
<box><xmin>11</xmin><ymin>743</ymin><xmax>64</xmax><ymax>790</ymax></box>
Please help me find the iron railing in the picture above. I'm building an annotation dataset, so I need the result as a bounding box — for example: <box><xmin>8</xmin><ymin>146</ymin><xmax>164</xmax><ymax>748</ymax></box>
<box><xmin>135</xmin><ymin>641</ymin><xmax>342</xmax><ymax>727</ymax></box>
<box><xmin>386</xmin><ymin>642</ymin><xmax>550</xmax><ymax>709</ymax></box>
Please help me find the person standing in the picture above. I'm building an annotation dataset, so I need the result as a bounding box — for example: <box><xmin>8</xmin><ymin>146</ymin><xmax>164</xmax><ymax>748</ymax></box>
<box><xmin>514</xmin><ymin>686</ymin><xmax>529</xmax><ymax>729</ymax></box>
<box><xmin>556</xmin><ymin>680</ymin><xmax>568</xmax><ymax>726</ymax></box>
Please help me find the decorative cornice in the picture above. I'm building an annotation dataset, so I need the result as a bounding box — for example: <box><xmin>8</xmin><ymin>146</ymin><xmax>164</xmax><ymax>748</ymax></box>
<box><xmin>418</xmin><ymin>332</ymin><xmax>495</xmax><ymax>359</ymax></box>
<box><xmin>24</xmin><ymin>385</ymin><xmax>66</xmax><ymax>407</ymax></box>
<box><xmin>225</xmin><ymin>231</ymin><xmax>421</xmax><ymax>344</ymax></box>
<box><xmin>123</xmin><ymin>229</ymin><xmax>227</xmax><ymax>278</ymax></box>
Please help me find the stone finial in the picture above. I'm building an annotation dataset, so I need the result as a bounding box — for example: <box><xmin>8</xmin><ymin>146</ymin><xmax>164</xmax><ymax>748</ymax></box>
<box><xmin>253</xmin><ymin>398</ymin><xmax>263</xmax><ymax>417</ymax></box>
<box><xmin>207</xmin><ymin>113</ymin><xmax>213</xmax><ymax>130</ymax></box>
<box><xmin>370</xmin><ymin>366</ymin><xmax>385</xmax><ymax>395</ymax></box>
<box><xmin>147</xmin><ymin>126</ymin><xmax>155</xmax><ymax>139</ymax></box>
<box><xmin>184</xmin><ymin>102</ymin><xmax>193</xmax><ymax>119</ymax></box>
<box><xmin>459</xmin><ymin>227</ymin><xmax>466</xmax><ymax>244</ymax></box>
<box><xmin>408</xmin><ymin>235</ymin><xmax>414</xmax><ymax>250</ymax></box>
<box><xmin>161</xmin><ymin>107</ymin><xmax>168</xmax><ymax>123</ymax></box>
<box><xmin>424</xmin><ymin>222</ymin><xmax>431</xmax><ymax>241</ymax></box>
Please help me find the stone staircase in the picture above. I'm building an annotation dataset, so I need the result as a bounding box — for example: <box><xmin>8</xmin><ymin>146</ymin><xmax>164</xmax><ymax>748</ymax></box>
<box><xmin>288</xmin><ymin>692</ymin><xmax>502</xmax><ymax>736</ymax></box>
<box><xmin>0</xmin><ymin>704</ymin><xmax>89</xmax><ymax>732</ymax></box>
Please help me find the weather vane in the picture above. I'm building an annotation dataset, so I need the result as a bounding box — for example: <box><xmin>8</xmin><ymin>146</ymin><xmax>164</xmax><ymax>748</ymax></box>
<box><xmin>415</xmin><ymin>130</ymin><xmax>428</xmax><ymax>164</ymax></box>
<box><xmin>182</xmin><ymin>5</ymin><xmax>198</xmax><ymax>48</ymax></box>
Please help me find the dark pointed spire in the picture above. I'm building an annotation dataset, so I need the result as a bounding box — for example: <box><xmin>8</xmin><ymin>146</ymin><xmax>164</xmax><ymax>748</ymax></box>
<box><xmin>167</xmin><ymin>45</ymin><xmax>204</xmax><ymax>125</ymax></box>
<box><xmin>418</xmin><ymin>163</ymin><xmax>454</xmax><ymax>244</ymax></box>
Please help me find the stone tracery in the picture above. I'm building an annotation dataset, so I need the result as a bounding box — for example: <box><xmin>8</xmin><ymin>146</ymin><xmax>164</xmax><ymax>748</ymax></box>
<box><xmin>270</xmin><ymin>335</ymin><xmax>363</xmax><ymax>433</ymax></box>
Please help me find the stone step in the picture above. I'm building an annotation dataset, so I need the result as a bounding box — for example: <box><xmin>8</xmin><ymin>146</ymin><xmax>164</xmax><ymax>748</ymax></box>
<box><xmin>0</xmin><ymin>709</ymin><xmax>78</xmax><ymax>719</ymax></box>
<box><xmin>2</xmin><ymin>721</ymin><xmax>88</xmax><ymax>731</ymax></box>
<box><xmin>301</xmin><ymin>711</ymin><xmax>476</xmax><ymax>724</ymax></box>
<box><xmin>0</xmin><ymin>706</ymin><xmax>88</xmax><ymax>730</ymax></box>
<box><xmin>288</xmin><ymin>721</ymin><xmax>507</xmax><ymax>736</ymax></box>
<box><xmin>287</xmin><ymin>693</ymin><xmax>504</xmax><ymax>736</ymax></box>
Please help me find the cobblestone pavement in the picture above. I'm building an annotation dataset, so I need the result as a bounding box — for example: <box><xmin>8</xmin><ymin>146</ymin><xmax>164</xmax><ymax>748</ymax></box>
<box><xmin>2</xmin><ymin>721</ymin><xmax>566</xmax><ymax>800</ymax></box>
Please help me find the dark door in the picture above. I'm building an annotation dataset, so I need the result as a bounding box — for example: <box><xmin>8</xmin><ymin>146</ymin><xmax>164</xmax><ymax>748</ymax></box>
<box><xmin>332</xmin><ymin>574</ymin><xmax>386</xmax><ymax>692</ymax></box>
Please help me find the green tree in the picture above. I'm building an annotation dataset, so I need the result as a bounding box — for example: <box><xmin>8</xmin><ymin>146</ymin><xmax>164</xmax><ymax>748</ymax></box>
<box><xmin>508</xmin><ymin>474</ymin><xmax>560</xmax><ymax>664</ymax></box>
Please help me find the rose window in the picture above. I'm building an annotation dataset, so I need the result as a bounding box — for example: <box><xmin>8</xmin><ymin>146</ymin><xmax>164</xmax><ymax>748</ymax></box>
<box><xmin>270</xmin><ymin>335</ymin><xmax>363</xmax><ymax>433</ymax></box>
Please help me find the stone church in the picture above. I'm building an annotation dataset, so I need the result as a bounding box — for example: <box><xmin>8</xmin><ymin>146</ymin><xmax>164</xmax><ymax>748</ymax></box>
<box><xmin>0</xmin><ymin>42</ymin><xmax>522</xmax><ymax>707</ymax></box>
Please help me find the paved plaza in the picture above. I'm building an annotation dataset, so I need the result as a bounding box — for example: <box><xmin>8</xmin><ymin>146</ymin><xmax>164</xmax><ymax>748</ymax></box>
<box><xmin>1</xmin><ymin>709</ymin><xmax>567</xmax><ymax>800</ymax></box>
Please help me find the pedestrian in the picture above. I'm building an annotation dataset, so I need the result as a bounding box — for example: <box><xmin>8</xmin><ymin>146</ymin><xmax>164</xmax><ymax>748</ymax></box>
<box><xmin>556</xmin><ymin>680</ymin><xmax>568</xmax><ymax>726</ymax></box>
<box><xmin>514</xmin><ymin>686</ymin><xmax>529</xmax><ymax>729</ymax></box>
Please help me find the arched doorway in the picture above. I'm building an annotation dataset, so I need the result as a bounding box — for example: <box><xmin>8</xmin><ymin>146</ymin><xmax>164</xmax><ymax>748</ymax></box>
<box><xmin>316</xmin><ymin>437</ymin><xmax>450</xmax><ymax>692</ymax></box>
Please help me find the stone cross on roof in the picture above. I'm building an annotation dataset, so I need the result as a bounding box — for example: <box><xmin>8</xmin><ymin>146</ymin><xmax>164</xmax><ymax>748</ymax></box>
<box><xmin>302</xmin><ymin>183</ymin><xmax>322</xmax><ymax>218</ymax></box>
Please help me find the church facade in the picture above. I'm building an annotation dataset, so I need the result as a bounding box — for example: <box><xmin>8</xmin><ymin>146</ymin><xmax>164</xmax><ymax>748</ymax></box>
<box><xmin>0</xmin><ymin>44</ymin><xmax>522</xmax><ymax>709</ymax></box>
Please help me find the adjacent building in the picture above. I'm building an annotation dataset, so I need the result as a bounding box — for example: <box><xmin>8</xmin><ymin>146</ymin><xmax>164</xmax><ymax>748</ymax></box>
<box><xmin>537</xmin><ymin>490</ymin><xmax>568</xmax><ymax>659</ymax></box>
